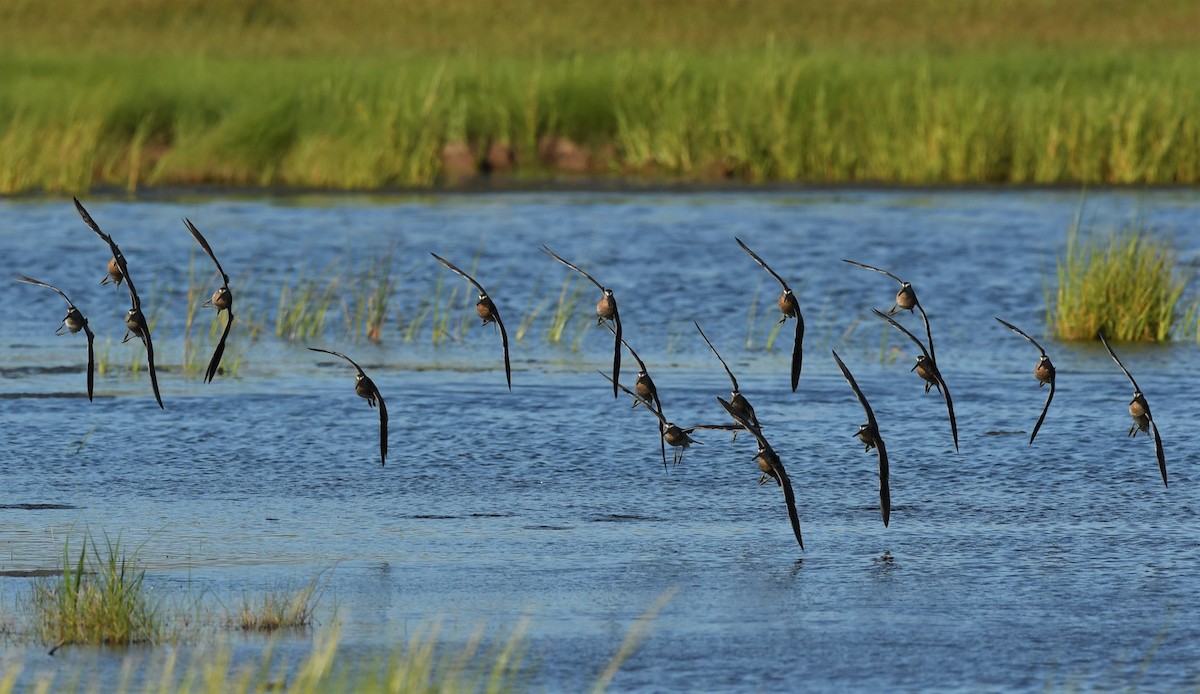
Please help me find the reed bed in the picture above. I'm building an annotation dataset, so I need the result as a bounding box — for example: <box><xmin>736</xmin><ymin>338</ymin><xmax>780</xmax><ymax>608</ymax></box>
<box><xmin>229</xmin><ymin>573</ymin><xmax>327</xmax><ymax>632</ymax></box>
<box><xmin>1053</xmin><ymin>224</ymin><xmax>1193</xmax><ymax>342</ymax></box>
<box><xmin>2</xmin><ymin>1</ymin><xmax>1199</xmax><ymax>191</ymax></box>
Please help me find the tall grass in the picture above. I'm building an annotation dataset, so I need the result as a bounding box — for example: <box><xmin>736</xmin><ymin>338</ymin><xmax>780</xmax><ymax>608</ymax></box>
<box><xmin>2</xmin><ymin>1</ymin><xmax>1200</xmax><ymax>191</ymax></box>
<box><xmin>230</xmin><ymin>573</ymin><xmax>328</xmax><ymax>632</ymax></box>
<box><xmin>276</xmin><ymin>269</ymin><xmax>338</xmax><ymax>341</ymax></box>
<box><xmin>1054</xmin><ymin>224</ymin><xmax>1193</xmax><ymax>342</ymax></box>
<box><xmin>29</xmin><ymin>533</ymin><xmax>162</xmax><ymax>651</ymax></box>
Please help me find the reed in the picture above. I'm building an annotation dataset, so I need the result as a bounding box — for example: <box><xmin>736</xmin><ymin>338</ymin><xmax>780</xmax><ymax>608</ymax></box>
<box><xmin>545</xmin><ymin>276</ymin><xmax>583</xmax><ymax>345</ymax></box>
<box><xmin>276</xmin><ymin>268</ymin><xmax>339</xmax><ymax>341</ymax></box>
<box><xmin>1053</xmin><ymin>224</ymin><xmax>1192</xmax><ymax>342</ymax></box>
<box><xmin>29</xmin><ymin>532</ymin><xmax>162</xmax><ymax>650</ymax></box>
<box><xmin>343</xmin><ymin>250</ymin><xmax>396</xmax><ymax>342</ymax></box>
<box><xmin>230</xmin><ymin>573</ymin><xmax>327</xmax><ymax>632</ymax></box>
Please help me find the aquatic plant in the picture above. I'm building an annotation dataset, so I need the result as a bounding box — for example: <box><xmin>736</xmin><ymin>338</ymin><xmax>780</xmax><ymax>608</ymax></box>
<box><xmin>230</xmin><ymin>572</ymin><xmax>328</xmax><ymax>632</ymax></box>
<box><xmin>276</xmin><ymin>268</ymin><xmax>339</xmax><ymax>341</ymax></box>
<box><xmin>1054</xmin><ymin>223</ymin><xmax>1192</xmax><ymax>342</ymax></box>
<box><xmin>546</xmin><ymin>276</ymin><xmax>584</xmax><ymax>345</ymax></box>
<box><xmin>29</xmin><ymin>533</ymin><xmax>162</xmax><ymax>650</ymax></box>
<box><xmin>343</xmin><ymin>250</ymin><xmax>396</xmax><ymax>342</ymax></box>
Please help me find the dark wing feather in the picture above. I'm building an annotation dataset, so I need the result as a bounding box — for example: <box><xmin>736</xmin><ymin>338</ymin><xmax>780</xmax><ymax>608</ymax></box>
<box><xmin>540</xmin><ymin>246</ymin><xmax>605</xmax><ymax>292</ymax></box>
<box><xmin>308</xmin><ymin>347</ymin><xmax>366</xmax><ymax>378</ymax></box>
<box><xmin>735</xmin><ymin>237</ymin><xmax>791</xmax><ymax>292</ymax></box>
<box><xmin>184</xmin><ymin>219</ymin><xmax>229</xmax><ymax>286</ymax></box>
<box><xmin>935</xmin><ymin>371</ymin><xmax>958</xmax><ymax>452</ymax></box>
<box><xmin>600</xmin><ymin>372</ymin><xmax>667</xmax><ymax>426</ymax></box>
<box><xmin>84</xmin><ymin>322</ymin><xmax>95</xmax><ymax>402</ymax></box>
<box><xmin>1150</xmin><ymin>418</ymin><xmax>1166</xmax><ymax>487</ymax></box>
<box><xmin>790</xmin><ymin>313</ymin><xmax>804</xmax><ymax>392</ymax></box>
<box><xmin>917</xmin><ymin>302</ymin><xmax>936</xmax><ymax>363</ymax></box>
<box><xmin>611</xmin><ymin>301</ymin><xmax>622</xmax><ymax>398</ymax></box>
<box><xmin>140</xmin><ymin>315</ymin><xmax>163</xmax><ymax>409</ymax></box>
<box><xmin>774</xmin><ymin>461</ymin><xmax>805</xmax><ymax>550</ymax></box>
<box><xmin>1030</xmin><ymin>375</ymin><xmax>1054</xmax><ymax>445</ymax></box>
<box><xmin>842</xmin><ymin>258</ymin><xmax>904</xmax><ymax>284</ymax></box>
<box><xmin>995</xmin><ymin>316</ymin><xmax>1047</xmax><ymax>356</ymax></box>
<box><xmin>872</xmin><ymin>308</ymin><xmax>932</xmax><ymax>361</ymax></box>
<box><xmin>14</xmin><ymin>275</ymin><xmax>73</xmax><ymax>307</ymax></box>
<box><xmin>430</xmin><ymin>252</ymin><xmax>486</xmax><ymax>294</ymax></box>
<box><xmin>377</xmin><ymin>390</ymin><xmax>388</xmax><ymax>467</ymax></box>
<box><xmin>877</xmin><ymin>436</ymin><xmax>891</xmax><ymax>527</ymax></box>
<box><xmin>695</xmin><ymin>321</ymin><xmax>740</xmax><ymax>391</ymax></box>
<box><xmin>205</xmin><ymin>311</ymin><xmax>234</xmax><ymax>383</ymax></box>
<box><xmin>494</xmin><ymin>308</ymin><xmax>512</xmax><ymax>391</ymax></box>
<box><xmin>1098</xmin><ymin>331</ymin><xmax>1140</xmax><ymax>392</ymax></box>
<box><xmin>831</xmin><ymin>350</ymin><xmax>877</xmax><ymax>429</ymax></box>
<box><xmin>716</xmin><ymin>397</ymin><xmax>769</xmax><ymax>450</ymax></box>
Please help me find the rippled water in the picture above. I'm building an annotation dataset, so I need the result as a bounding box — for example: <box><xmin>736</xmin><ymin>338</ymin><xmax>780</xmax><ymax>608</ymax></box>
<box><xmin>2</xmin><ymin>189</ymin><xmax>1199</xmax><ymax>690</ymax></box>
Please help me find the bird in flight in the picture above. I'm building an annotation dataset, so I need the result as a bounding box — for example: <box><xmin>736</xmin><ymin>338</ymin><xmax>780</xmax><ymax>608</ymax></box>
<box><xmin>309</xmin><ymin>348</ymin><xmax>389</xmax><ymax>467</ymax></box>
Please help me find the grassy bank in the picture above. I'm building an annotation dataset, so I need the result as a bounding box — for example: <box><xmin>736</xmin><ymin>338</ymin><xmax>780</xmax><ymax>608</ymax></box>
<box><xmin>2</xmin><ymin>1</ymin><xmax>1199</xmax><ymax>192</ymax></box>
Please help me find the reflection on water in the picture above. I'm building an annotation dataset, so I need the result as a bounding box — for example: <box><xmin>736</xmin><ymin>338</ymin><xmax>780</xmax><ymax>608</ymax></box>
<box><xmin>1</xmin><ymin>190</ymin><xmax>1199</xmax><ymax>690</ymax></box>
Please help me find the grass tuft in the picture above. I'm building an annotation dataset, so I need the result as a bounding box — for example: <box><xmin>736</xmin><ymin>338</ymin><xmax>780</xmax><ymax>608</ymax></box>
<box><xmin>231</xmin><ymin>573</ymin><xmax>328</xmax><ymax>632</ymax></box>
<box><xmin>29</xmin><ymin>532</ymin><xmax>161</xmax><ymax>651</ymax></box>
<box><xmin>1054</xmin><ymin>222</ymin><xmax>1193</xmax><ymax>342</ymax></box>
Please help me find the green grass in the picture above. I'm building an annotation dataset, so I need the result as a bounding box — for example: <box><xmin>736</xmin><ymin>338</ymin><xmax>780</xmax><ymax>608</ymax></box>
<box><xmin>230</xmin><ymin>573</ymin><xmax>327</xmax><ymax>632</ymax></box>
<box><xmin>29</xmin><ymin>533</ymin><xmax>163</xmax><ymax>651</ymax></box>
<box><xmin>1</xmin><ymin>1</ymin><xmax>1199</xmax><ymax>191</ymax></box>
<box><xmin>1054</xmin><ymin>221</ymin><xmax>1194</xmax><ymax>342</ymax></box>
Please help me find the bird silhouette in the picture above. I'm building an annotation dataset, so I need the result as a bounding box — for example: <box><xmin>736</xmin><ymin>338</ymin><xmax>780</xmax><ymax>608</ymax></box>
<box><xmin>309</xmin><ymin>348</ymin><xmax>389</xmax><ymax>467</ymax></box>
<box><xmin>14</xmin><ymin>275</ymin><xmax>95</xmax><ymax>401</ymax></box>
<box><xmin>1098</xmin><ymin>331</ymin><xmax>1166</xmax><ymax>487</ymax></box>
<box><xmin>873</xmin><ymin>308</ymin><xmax>957</xmax><ymax>452</ymax></box>
<box><xmin>736</xmin><ymin>237</ymin><xmax>803</xmax><ymax>391</ymax></box>
<box><xmin>542</xmin><ymin>246</ymin><xmax>621</xmax><ymax>397</ymax></box>
<box><xmin>995</xmin><ymin>317</ymin><xmax>1056</xmax><ymax>445</ymax></box>
<box><xmin>185</xmin><ymin>219</ymin><xmax>235</xmax><ymax>383</ymax></box>
<box><xmin>832</xmin><ymin>350</ymin><xmax>890</xmax><ymax>527</ymax></box>
<box><xmin>431</xmin><ymin>252</ymin><xmax>511</xmax><ymax>390</ymax></box>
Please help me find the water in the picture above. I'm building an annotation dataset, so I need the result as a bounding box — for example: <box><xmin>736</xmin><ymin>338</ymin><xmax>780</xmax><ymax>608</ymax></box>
<box><xmin>1</xmin><ymin>189</ymin><xmax>1199</xmax><ymax>691</ymax></box>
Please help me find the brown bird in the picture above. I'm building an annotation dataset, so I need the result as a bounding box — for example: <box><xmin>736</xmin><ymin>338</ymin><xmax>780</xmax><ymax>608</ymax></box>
<box><xmin>694</xmin><ymin>320</ymin><xmax>759</xmax><ymax>431</ymax></box>
<box><xmin>309</xmin><ymin>348</ymin><xmax>389</xmax><ymax>467</ymax></box>
<box><xmin>832</xmin><ymin>350</ymin><xmax>890</xmax><ymax>527</ymax></box>
<box><xmin>1098</xmin><ymin>331</ymin><xmax>1166</xmax><ymax>487</ymax></box>
<box><xmin>14</xmin><ymin>275</ymin><xmax>95</xmax><ymax>401</ymax></box>
<box><xmin>75</xmin><ymin>197</ymin><xmax>162</xmax><ymax>409</ymax></box>
<box><xmin>843</xmin><ymin>259</ymin><xmax>938</xmax><ymax>362</ymax></box>
<box><xmin>601</xmin><ymin>372</ymin><xmax>737</xmax><ymax>468</ymax></box>
<box><xmin>995</xmin><ymin>317</ymin><xmax>1056</xmax><ymax>445</ymax></box>
<box><xmin>873</xmin><ymin>308</ymin><xmax>957</xmax><ymax>452</ymax></box>
<box><xmin>430</xmin><ymin>252</ymin><xmax>511</xmax><ymax>391</ymax></box>
<box><xmin>717</xmin><ymin>397</ymin><xmax>804</xmax><ymax>550</ymax></box>
<box><xmin>736</xmin><ymin>237</ymin><xmax>803</xmax><ymax>392</ymax></box>
<box><xmin>185</xmin><ymin>219</ymin><xmax>235</xmax><ymax>383</ymax></box>
<box><xmin>541</xmin><ymin>246</ymin><xmax>621</xmax><ymax>398</ymax></box>
<box><xmin>608</xmin><ymin>328</ymin><xmax>667</xmax><ymax>468</ymax></box>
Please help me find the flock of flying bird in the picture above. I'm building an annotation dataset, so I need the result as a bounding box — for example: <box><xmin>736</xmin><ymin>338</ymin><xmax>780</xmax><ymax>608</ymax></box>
<box><xmin>15</xmin><ymin>199</ymin><xmax>1170</xmax><ymax>551</ymax></box>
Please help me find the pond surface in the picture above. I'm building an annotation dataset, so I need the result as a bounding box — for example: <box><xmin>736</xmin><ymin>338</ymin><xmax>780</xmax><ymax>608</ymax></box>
<box><xmin>1</xmin><ymin>189</ymin><xmax>1199</xmax><ymax>691</ymax></box>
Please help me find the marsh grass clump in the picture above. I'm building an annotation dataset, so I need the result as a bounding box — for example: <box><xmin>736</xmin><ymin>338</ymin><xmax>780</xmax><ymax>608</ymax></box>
<box><xmin>1054</xmin><ymin>224</ymin><xmax>1193</xmax><ymax>342</ymax></box>
<box><xmin>231</xmin><ymin>573</ymin><xmax>327</xmax><ymax>632</ymax></box>
<box><xmin>29</xmin><ymin>533</ymin><xmax>162</xmax><ymax>651</ymax></box>
<box><xmin>276</xmin><ymin>269</ymin><xmax>339</xmax><ymax>341</ymax></box>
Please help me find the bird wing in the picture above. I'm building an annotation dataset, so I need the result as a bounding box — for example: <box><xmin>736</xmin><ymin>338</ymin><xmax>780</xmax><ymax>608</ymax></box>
<box><xmin>995</xmin><ymin>316</ymin><xmax>1047</xmax><ymax>357</ymax></box>
<box><xmin>694</xmin><ymin>321</ymin><xmax>740</xmax><ymax>392</ymax></box>
<box><xmin>872</xmin><ymin>308</ymin><xmax>932</xmax><ymax>361</ymax></box>
<box><xmin>1098</xmin><ymin>331</ymin><xmax>1140</xmax><ymax>392</ymax></box>
<box><xmin>935</xmin><ymin>370</ymin><xmax>958</xmax><ymax>452</ymax></box>
<box><xmin>14</xmin><ymin>275</ymin><xmax>74</xmax><ymax>308</ymax></box>
<box><xmin>735</xmin><ymin>237</ymin><xmax>791</xmax><ymax>292</ymax></box>
<box><xmin>308</xmin><ymin>347</ymin><xmax>367</xmax><ymax>379</ymax></box>
<box><xmin>541</xmin><ymin>246</ymin><xmax>605</xmax><ymax>292</ymax></box>
<box><xmin>790</xmin><ymin>312</ymin><xmax>804</xmax><ymax>392</ymax></box>
<box><xmin>140</xmin><ymin>313</ymin><xmax>163</xmax><ymax>409</ymax></box>
<box><xmin>377</xmin><ymin>389</ymin><xmax>389</xmax><ymax>467</ymax></box>
<box><xmin>184</xmin><ymin>218</ymin><xmax>230</xmax><ymax>286</ymax></box>
<box><xmin>75</xmin><ymin>198</ymin><xmax>140</xmax><ymax>308</ymax></box>
<box><xmin>876</xmin><ymin>436</ymin><xmax>891</xmax><ymax>527</ymax></box>
<box><xmin>430</xmin><ymin>252</ymin><xmax>486</xmax><ymax>295</ymax></box>
<box><xmin>205</xmin><ymin>310</ymin><xmax>234</xmax><ymax>383</ymax></box>
<box><xmin>774</xmin><ymin>460</ymin><xmax>805</xmax><ymax>550</ymax></box>
<box><xmin>84</xmin><ymin>321</ymin><xmax>95</xmax><ymax>402</ymax></box>
<box><xmin>1150</xmin><ymin>417</ymin><xmax>1166</xmax><ymax>487</ymax></box>
<box><xmin>842</xmin><ymin>258</ymin><xmax>904</xmax><ymax>284</ymax></box>
<box><xmin>1030</xmin><ymin>375</ymin><xmax>1054</xmax><ymax>446</ymax></box>
<box><xmin>611</xmin><ymin>300</ymin><xmax>622</xmax><ymax>398</ymax></box>
<box><xmin>494</xmin><ymin>303</ymin><xmax>512</xmax><ymax>391</ymax></box>
<box><xmin>831</xmin><ymin>350</ymin><xmax>878</xmax><ymax>430</ymax></box>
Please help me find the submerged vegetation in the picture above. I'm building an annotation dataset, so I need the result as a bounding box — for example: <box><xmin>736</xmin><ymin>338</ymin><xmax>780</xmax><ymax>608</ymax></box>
<box><xmin>1054</xmin><ymin>223</ymin><xmax>1195</xmax><ymax>342</ymax></box>
<box><xmin>1</xmin><ymin>0</ymin><xmax>1199</xmax><ymax>192</ymax></box>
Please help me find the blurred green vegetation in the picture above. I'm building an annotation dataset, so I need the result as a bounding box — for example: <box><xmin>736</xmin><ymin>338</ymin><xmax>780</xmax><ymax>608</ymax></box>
<box><xmin>1</xmin><ymin>0</ymin><xmax>1198</xmax><ymax>192</ymax></box>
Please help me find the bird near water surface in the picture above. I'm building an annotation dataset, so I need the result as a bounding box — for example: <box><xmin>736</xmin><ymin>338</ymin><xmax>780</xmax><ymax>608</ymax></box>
<box><xmin>1098</xmin><ymin>331</ymin><xmax>1166</xmax><ymax>487</ymax></box>
<box><xmin>609</xmin><ymin>328</ymin><xmax>668</xmax><ymax>468</ymax></box>
<box><xmin>430</xmin><ymin>252</ymin><xmax>512</xmax><ymax>391</ymax></box>
<box><xmin>600</xmin><ymin>372</ymin><xmax>738</xmax><ymax>468</ymax></box>
<box><xmin>694</xmin><ymin>320</ymin><xmax>759</xmax><ymax>433</ymax></box>
<box><xmin>74</xmin><ymin>197</ymin><xmax>163</xmax><ymax>409</ymax></box>
<box><xmin>735</xmin><ymin>237</ymin><xmax>803</xmax><ymax>392</ymax></box>
<box><xmin>309</xmin><ymin>348</ymin><xmax>389</xmax><ymax>467</ymax></box>
<box><xmin>541</xmin><ymin>246</ymin><xmax>621</xmax><ymax>398</ymax></box>
<box><xmin>832</xmin><ymin>350</ymin><xmax>891</xmax><ymax>527</ymax></box>
<box><xmin>717</xmin><ymin>397</ymin><xmax>804</xmax><ymax>550</ymax></box>
<box><xmin>873</xmin><ymin>308</ymin><xmax>958</xmax><ymax>452</ymax></box>
<box><xmin>185</xmin><ymin>219</ymin><xmax>235</xmax><ymax>384</ymax></box>
<box><xmin>844</xmin><ymin>258</ymin><xmax>938</xmax><ymax>362</ymax></box>
<box><xmin>995</xmin><ymin>317</ymin><xmax>1056</xmax><ymax>445</ymax></box>
<box><xmin>13</xmin><ymin>275</ymin><xmax>95</xmax><ymax>402</ymax></box>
